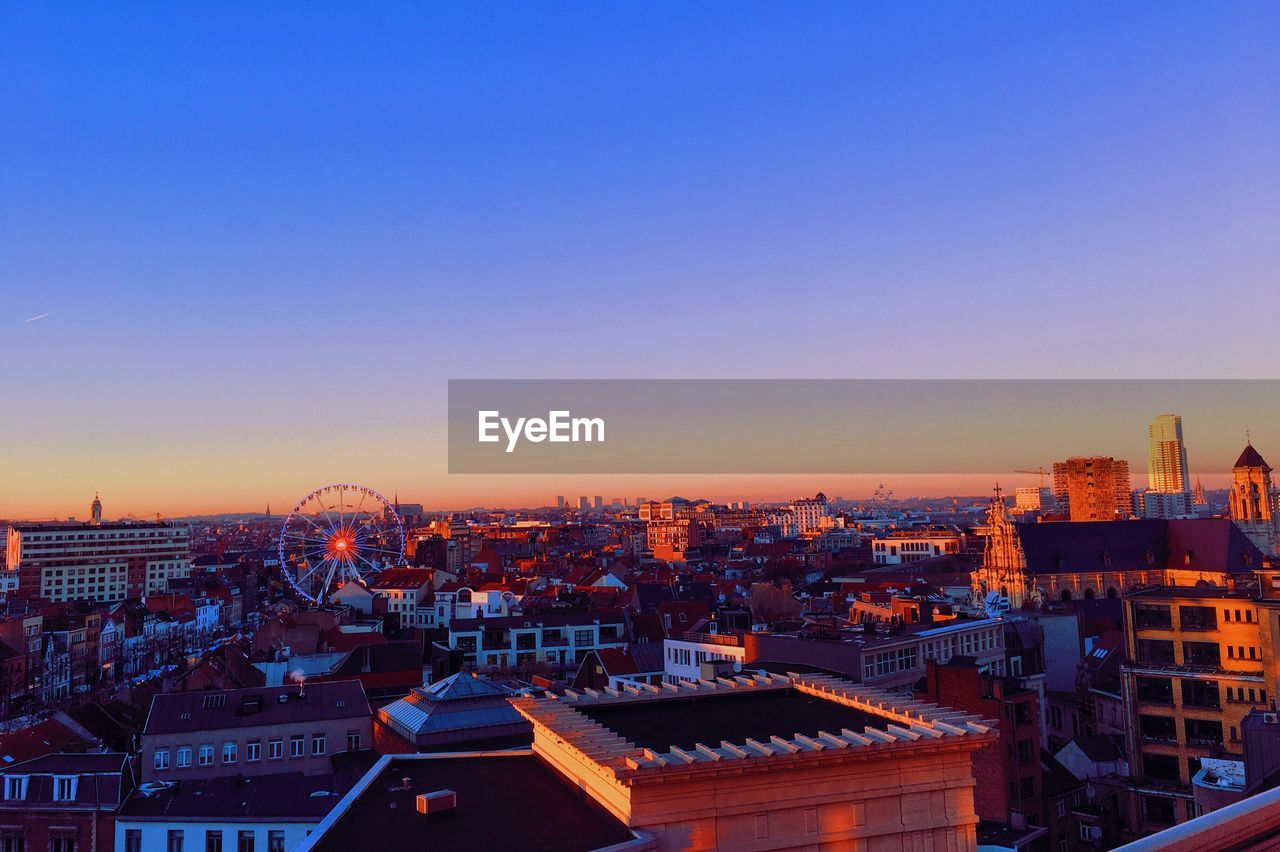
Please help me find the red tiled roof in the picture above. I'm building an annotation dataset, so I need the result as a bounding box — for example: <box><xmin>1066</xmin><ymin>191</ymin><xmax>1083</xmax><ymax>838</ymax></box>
<box><xmin>0</xmin><ymin>719</ymin><xmax>92</xmax><ymax>764</ymax></box>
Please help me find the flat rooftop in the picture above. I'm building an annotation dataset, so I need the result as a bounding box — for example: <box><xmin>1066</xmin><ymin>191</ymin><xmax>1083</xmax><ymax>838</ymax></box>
<box><xmin>1128</xmin><ymin>585</ymin><xmax>1255</xmax><ymax>600</ymax></box>
<box><xmin>120</xmin><ymin>772</ymin><xmax>342</xmax><ymax>820</ymax></box>
<box><xmin>580</xmin><ymin>688</ymin><xmax>889</xmax><ymax>751</ymax></box>
<box><xmin>309</xmin><ymin>755</ymin><xmax>632</xmax><ymax>852</ymax></box>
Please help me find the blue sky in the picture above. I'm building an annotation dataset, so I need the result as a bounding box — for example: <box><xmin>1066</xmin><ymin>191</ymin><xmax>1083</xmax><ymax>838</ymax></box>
<box><xmin>3</xmin><ymin>3</ymin><xmax>1278</xmax><ymax>515</ymax></box>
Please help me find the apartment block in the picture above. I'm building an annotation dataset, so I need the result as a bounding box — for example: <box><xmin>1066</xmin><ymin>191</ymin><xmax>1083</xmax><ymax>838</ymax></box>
<box><xmin>1120</xmin><ymin>579</ymin><xmax>1280</xmax><ymax>833</ymax></box>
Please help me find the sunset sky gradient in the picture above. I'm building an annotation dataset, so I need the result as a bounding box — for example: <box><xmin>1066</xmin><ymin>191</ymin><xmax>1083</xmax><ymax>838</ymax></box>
<box><xmin>3</xmin><ymin>4</ymin><xmax>1279</xmax><ymax>517</ymax></box>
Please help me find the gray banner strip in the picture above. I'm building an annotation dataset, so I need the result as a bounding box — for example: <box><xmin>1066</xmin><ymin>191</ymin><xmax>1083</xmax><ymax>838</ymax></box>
<box><xmin>447</xmin><ymin>379</ymin><xmax>1278</xmax><ymax>474</ymax></box>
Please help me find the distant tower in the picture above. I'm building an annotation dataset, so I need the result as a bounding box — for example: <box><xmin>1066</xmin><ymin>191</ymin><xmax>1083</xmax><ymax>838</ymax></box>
<box><xmin>1192</xmin><ymin>478</ymin><xmax>1207</xmax><ymax>506</ymax></box>
<box><xmin>974</xmin><ymin>485</ymin><xmax>1034</xmax><ymax>611</ymax></box>
<box><xmin>1148</xmin><ymin>414</ymin><xmax>1191</xmax><ymax>494</ymax></box>
<box><xmin>90</xmin><ymin>492</ymin><xmax>102</xmax><ymax>525</ymax></box>
<box><xmin>265</xmin><ymin>503</ymin><xmax>272</xmax><ymax>519</ymax></box>
<box><xmin>1229</xmin><ymin>439</ymin><xmax>1279</xmax><ymax>555</ymax></box>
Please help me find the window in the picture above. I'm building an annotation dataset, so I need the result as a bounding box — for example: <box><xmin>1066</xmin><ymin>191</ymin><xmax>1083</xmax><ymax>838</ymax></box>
<box><xmin>126</xmin><ymin>830</ymin><xmax>142</xmax><ymax>852</ymax></box>
<box><xmin>167</xmin><ymin>830</ymin><xmax>185</xmax><ymax>852</ymax></box>
<box><xmin>290</xmin><ymin>736</ymin><xmax>304</xmax><ymax>758</ymax></box>
<box><xmin>50</xmin><ymin>833</ymin><xmax>75</xmax><ymax>852</ymax></box>
<box><xmin>267</xmin><ymin>832</ymin><xmax>285</xmax><ymax>852</ymax></box>
<box><xmin>1182</xmin><ymin>641</ymin><xmax>1221</xmax><ymax>667</ymax></box>
<box><xmin>1184</xmin><ymin>718</ymin><xmax>1223</xmax><ymax>747</ymax></box>
<box><xmin>347</xmin><ymin>731</ymin><xmax>361</xmax><ymax>751</ymax></box>
<box><xmin>268</xmin><ymin>739</ymin><xmax>283</xmax><ymax>760</ymax></box>
<box><xmin>53</xmin><ymin>776</ymin><xmax>76</xmax><ymax>801</ymax></box>
<box><xmin>1137</xmin><ymin>639</ymin><xmax>1175</xmax><ymax>665</ymax></box>
<box><xmin>1134</xmin><ymin>604</ymin><xmax>1173</xmax><ymax>629</ymax></box>
<box><xmin>1136</xmin><ymin>676</ymin><xmax>1174</xmax><ymax>704</ymax></box>
<box><xmin>237</xmin><ymin>831</ymin><xmax>255</xmax><ymax>852</ymax></box>
<box><xmin>1180</xmin><ymin>679</ymin><xmax>1220</xmax><ymax>709</ymax></box>
<box><xmin>312</xmin><ymin>734</ymin><xmax>326</xmax><ymax>756</ymax></box>
<box><xmin>1056</xmin><ymin>800</ymin><xmax>1066</xmax><ymax>818</ymax></box>
<box><xmin>246</xmin><ymin>741</ymin><xmax>261</xmax><ymax>762</ymax></box>
<box><xmin>199</xmin><ymin>744</ymin><xmax>214</xmax><ymax>766</ymax></box>
<box><xmin>205</xmin><ymin>832</ymin><xmax>223</xmax><ymax>852</ymax></box>
<box><xmin>2</xmin><ymin>775</ymin><xmax>27</xmax><ymax>800</ymax></box>
<box><xmin>154</xmin><ymin>749</ymin><xmax>170</xmax><ymax>770</ymax></box>
<box><xmin>1139</xmin><ymin>714</ymin><xmax>1177</xmax><ymax>743</ymax></box>
<box><xmin>1079</xmin><ymin>823</ymin><xmax>1093</xmax><ymax>842</ymax></box>
<box><xmin>222</xmin><ymin>742</ymin><xmax>237</xmax><ymax>764</ymax></box>
<box><xmin>177</xmin><ymin>747</ymin><xmax>192</xmax><ymax>768</ymax></box>
<box><xmin>1178</xmin><ymin>605</ymin><xmax>1217</xmax><ymax>631</ymax></box>
<box><xmin>1142</xmin><ymin>753</ymin><xmax>1180</xmax><ymax>782</ymax></box>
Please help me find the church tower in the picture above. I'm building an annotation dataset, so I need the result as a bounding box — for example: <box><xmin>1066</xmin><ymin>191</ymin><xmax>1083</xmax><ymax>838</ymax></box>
<box><xmin>90</xmin><ymin>492</ymin><xmax>102</xmax><ymax>525</ymax></box>
<box><xmin>1230</xmin><ymin>440</ymin><xmax>1279</xmax><ymax>555</ymax></box>
<box><xmin>975</xmin><ymin>485</ymin><xmax>1032</xmax><ymax>611</ymax></box>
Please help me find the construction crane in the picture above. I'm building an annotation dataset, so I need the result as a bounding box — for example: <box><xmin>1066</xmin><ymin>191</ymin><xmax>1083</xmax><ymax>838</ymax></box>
<box><xmin>1014</xmin><ymin>466</ymin><xmax>1052</xmax><ymax>489</ymax></box>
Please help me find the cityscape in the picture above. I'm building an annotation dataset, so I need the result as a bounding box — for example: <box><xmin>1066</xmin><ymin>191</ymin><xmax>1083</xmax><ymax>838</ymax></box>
<box><xmin>6</xmin><ymin>4</ymin><xmax>1278</xmax><ymax>851</ymax></box>
<box><xmin>1</xmin><ymin>412</ymin><xmax>1279</xmax><ymax>850</ymax></box>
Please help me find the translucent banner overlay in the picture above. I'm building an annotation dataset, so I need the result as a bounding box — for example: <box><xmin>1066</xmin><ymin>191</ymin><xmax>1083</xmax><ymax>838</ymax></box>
<box><xmin>447</xmin><ymin>379</ymin><xmax>1277</xmax><ymax>474</ymax></box>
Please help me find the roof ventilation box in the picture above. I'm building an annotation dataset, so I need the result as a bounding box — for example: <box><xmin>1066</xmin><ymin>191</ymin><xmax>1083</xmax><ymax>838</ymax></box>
<box><xmin>416</xmin><ymin>789</ymin><xmax>457</xmax><ymax>814</ymax></box>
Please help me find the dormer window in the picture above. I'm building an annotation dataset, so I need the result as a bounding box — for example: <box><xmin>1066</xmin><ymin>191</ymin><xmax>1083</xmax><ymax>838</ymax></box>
<box><xmin>3</xmin><ymin>775</ymin><xmax>28</xmax><ymax>800</ymax></box>
<box><xmin>53</xmin><ymin>775</ymin><xmax>77</xmax><ymax>802</ymax></box>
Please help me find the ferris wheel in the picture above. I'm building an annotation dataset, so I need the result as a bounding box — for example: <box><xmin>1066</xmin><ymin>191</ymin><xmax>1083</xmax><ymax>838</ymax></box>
<box><xmin>278</xmin><ymin>483</ymin><xmax>405</xmax><ymax>604</ymax></box>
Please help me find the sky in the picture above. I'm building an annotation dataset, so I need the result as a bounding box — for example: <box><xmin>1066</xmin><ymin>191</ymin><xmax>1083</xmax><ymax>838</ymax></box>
<box><xmin>2</xmin><ymin>3</ymin><xmax>1279</xmax><ymax>518</ymax></box>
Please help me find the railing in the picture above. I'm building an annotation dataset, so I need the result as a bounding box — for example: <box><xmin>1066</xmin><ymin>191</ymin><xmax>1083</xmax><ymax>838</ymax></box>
<box><xmin>677</xmin><ymin>631</ymin><xmax>744</xmax><ymax>647</ymax></box>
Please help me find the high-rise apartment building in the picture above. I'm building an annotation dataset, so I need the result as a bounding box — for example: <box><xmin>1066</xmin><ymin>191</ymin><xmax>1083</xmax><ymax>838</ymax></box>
<box><xmin>1145</xmin><ymin>414</ymin><xmax>1193</xmax><ymax>518</ymax></box>
<box><xmin>1052</xmin><ymin>457</ymin><xmax>1132</xmax><ymax>521</ymax></box>
<box><xmin>6</xmin><ymin>505</ymin><xmax>191</xmax><ymax>603</ymax></box>
<box><xmin>1148</xmin><ymin>414</ymin><xmax>1191</xmax><ymax>494</ymax></box>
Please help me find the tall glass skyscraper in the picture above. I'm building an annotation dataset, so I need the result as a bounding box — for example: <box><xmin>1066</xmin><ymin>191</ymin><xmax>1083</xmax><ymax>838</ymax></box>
<box><xmin>1147</xmin><ymin>413</ymin><xmax>1191</xmax><ymax>495</ymax></box>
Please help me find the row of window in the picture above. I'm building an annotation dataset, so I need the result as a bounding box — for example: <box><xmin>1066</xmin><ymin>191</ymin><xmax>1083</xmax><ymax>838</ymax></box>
<box><xmin>2</xmin><ymin>774</ymin><xmax>77</xmax><ymax>801</ymax></box>
<box><xmin>1135</xmin><ymin>639</ymin><xmax>1260</xmax><ymax>668</ymax></box>
<box><xmin>862</xmin><ymin>646</ymin><xmax>919</xmax><ymax>680</ymax></box>
<box><xmin>921</xmin><ymin>629</ymin><xmax>998</xmax><ymax>663</ymax></box>
<box><xmin>124</xmin><ymin>828</ymin><xmax>286</xmax><ymax>852</ymax></box>
<box><xmin>153</xmin><ymin>732</ymin><xmax>360</xmax><ymax>770</ymax></box>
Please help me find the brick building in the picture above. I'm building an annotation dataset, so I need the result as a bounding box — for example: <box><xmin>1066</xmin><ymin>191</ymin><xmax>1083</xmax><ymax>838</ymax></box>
<box><xmin>917</xmin><ymin>658</ymin><xmax>1046</xmax><ymax>830</ymax></box>
<box><xmin>0</xmin><ymin>752</ymin><xmax>132</xmax><ymax>852</ymax></box>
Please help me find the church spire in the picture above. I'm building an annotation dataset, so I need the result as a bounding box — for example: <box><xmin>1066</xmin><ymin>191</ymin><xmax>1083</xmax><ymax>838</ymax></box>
<box><xmin>90</xmin><ymin>492</ymin><xmax>102</xmax><ymax>525</ymax></box>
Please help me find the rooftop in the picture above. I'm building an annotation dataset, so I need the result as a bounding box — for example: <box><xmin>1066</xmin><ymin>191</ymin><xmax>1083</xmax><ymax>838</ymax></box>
<box><xmin>377</xmin><ymin>673</ymin><xmax>529</xmax><ymax>741</ymax></box>
<box><xmin>303</xmin><ymin>754</ymin><xmax>634</xmax><ymax>852</ymax></box>
<box><xmin>512</xmin><ymin>672</ymin><xmax>997</xmax><ymax>778</ymax></box>
<box><xmin>144</xmin><ymin>680</ymin><xmax>370</xmax><ymax>736</ymax></box>
<box><xmin>449</xmin><ymin>611</ymin><xmax>625</xmax><ymax>631</ymax></box>
<box><xmin>120</xmin><ymin>771</ymin><xmax>344</xmax><ymax>821</ymax></box>
<box><xmin>1127</xmin><ymin>585</ymin><xmax>1254</xmax><ymax>600</ymax></box>
<box><xmin>581</xmin><ymin>689</ymin><xmax>888</xmax><ymax>752</ymax></box>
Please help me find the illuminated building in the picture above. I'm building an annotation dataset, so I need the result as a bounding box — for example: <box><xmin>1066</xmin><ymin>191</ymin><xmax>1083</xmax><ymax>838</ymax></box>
<box><xmin>1053</xmin><ymin>457</ymin><xmax>1132</xmax><ymax>521</ymax></box>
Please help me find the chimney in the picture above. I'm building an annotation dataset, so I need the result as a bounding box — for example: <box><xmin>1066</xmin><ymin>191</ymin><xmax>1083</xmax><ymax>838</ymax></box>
<box><xmin>401</xmin><ymin>776</ymin><xmax>412</xmax><ymax>791</ymax></box>
<box><xmin>417</xmin><ymin>789</ymin><xmax>457</xmax><ymax>814</ymax></box>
